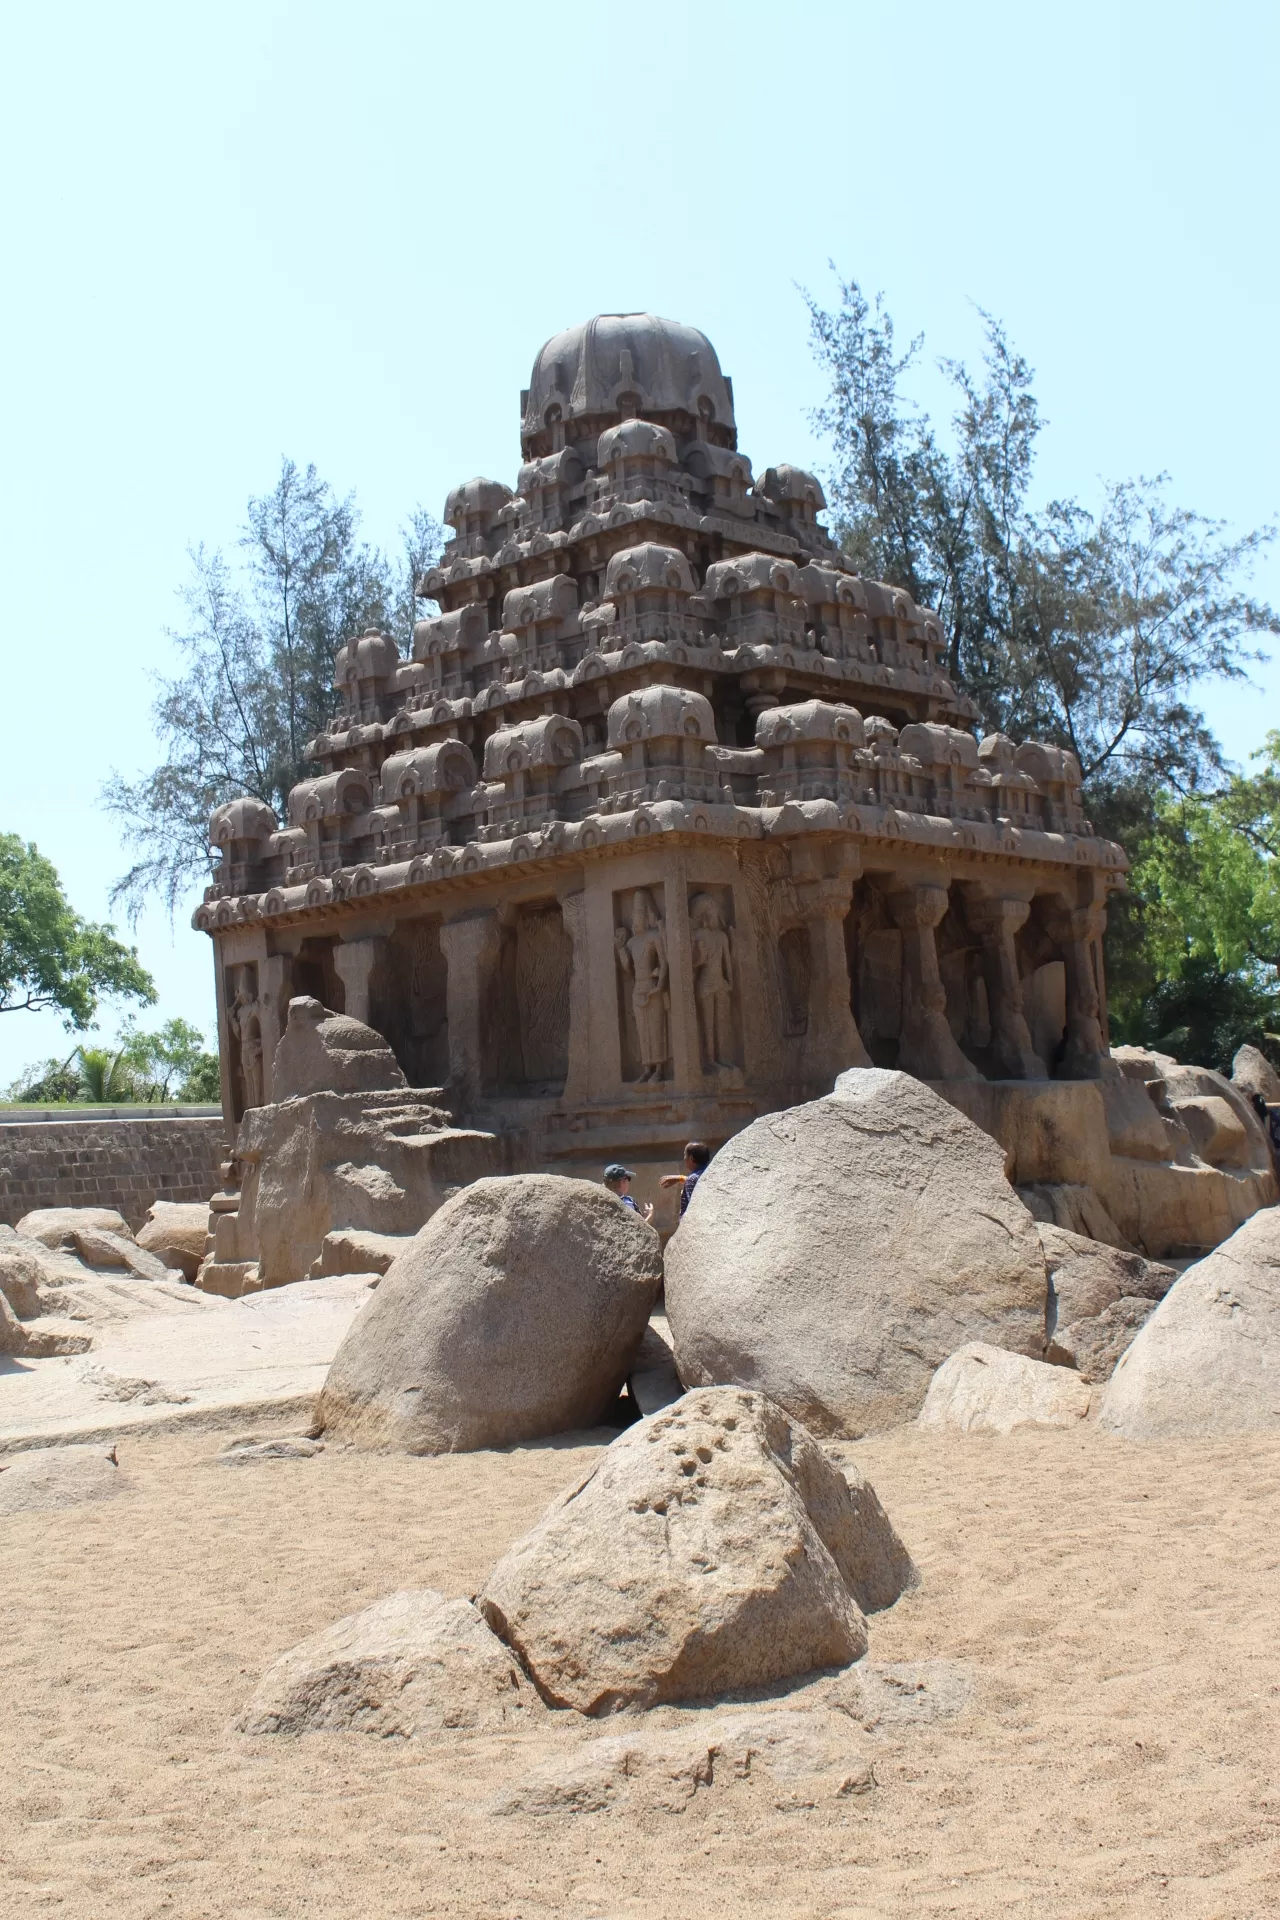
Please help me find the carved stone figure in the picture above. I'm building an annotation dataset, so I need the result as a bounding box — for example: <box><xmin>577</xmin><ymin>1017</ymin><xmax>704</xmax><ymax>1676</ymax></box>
<box><xmin>228</xmin><ymin>970</ymin><xmax>265</xmax><ymax>1111</ymax></box>
<box><xmin>690</xmin><ymin>893</ymin><xmax>735</xmax><ymax>1072</ymax></box>
<box><xmin>615</xmin><ymin>891</ymin><xmax>669</xmax><ymax>1082</ymax></box>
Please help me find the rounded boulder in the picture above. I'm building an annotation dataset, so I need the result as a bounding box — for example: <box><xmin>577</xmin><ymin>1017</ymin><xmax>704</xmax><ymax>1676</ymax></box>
<box><xmin>665</xmin><ymin>1068</ymin><xmax>1048</xmax><ymax>1437</ymax></box>
<box><xmin>316</xmin><ymin>1174</ymin><xmax>662</xmax><ymax>1452</ymax></box>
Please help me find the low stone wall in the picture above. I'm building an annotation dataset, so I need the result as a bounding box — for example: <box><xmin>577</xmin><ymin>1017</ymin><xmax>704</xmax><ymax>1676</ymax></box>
<box><xmin>0</xmin><ymin>1115</ymin><xmax>227</xmax><ymax>1229</ymax></box>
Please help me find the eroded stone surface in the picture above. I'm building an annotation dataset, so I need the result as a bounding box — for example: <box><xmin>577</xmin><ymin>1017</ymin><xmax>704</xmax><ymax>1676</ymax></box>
<box><xmin>478</xmin><ymin>1387</ymin><xmax>913</xmax><ymax>1714</ymax></box>
<box><xmin>0</xmin><ymin>1444</ymin><xmax>120</xmax><ymax>1515</ymax></box>
<box><xmin>490</xmin><ymin>1709</ymin><xmax>873</xmax><ymax>1817</ymax></box>
<box><xmin>666</xmin><ymin>1071</ymin><xmax>1047</xmax><ymax>1437</ymax></box>
<box><xmin>240</xmin><ymin>1589</ymin><xmax>539</xmax><ymax>1736</ymax></box>
<box><xmin>17</xmin><ymin>1208</ymin><xmax>133</xmax><ymax>1249</ymax></box>
<box><xmin>317</xmin><ymin>1175</ymin><xmax>661</xmax><ymax>1454</ymax></box>
<box><xmin>1040</xmin><ymin>1224</ymin><xmax>1174</xmax><ymax>1329</ymax></box>
<box><xmin>918</xmin><ymin>1342</ymin><xmax>1092</xmax><ymax>1434</ymax></box>
<box><xmin>1100</xmin><ymin>1210</ymin><xmax>1280</xmax><ymax>1439</ymax></box>
<box><xmin>136</xmin><ymin>1202</ymin><xmax>210</xmax><ymax>1280</ymax></box>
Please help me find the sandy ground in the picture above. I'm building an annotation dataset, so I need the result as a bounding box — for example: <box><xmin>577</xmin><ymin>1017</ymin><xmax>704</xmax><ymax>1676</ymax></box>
<box><xmin>3</xmin><ymin>1412</ymin><xmax>1279</xmax><ymax>1919</ymax></box>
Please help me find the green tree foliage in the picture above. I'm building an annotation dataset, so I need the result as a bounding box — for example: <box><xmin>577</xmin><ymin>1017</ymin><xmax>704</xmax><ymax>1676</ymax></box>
<box><xmin>3</xmin><ymin>1054</ymin><xmax>82</xmax><ymax>1104</ymax></box>
<box><xmin>805</xmin><ymin>272</ymin><xmax>1278</xmax><ymax>798</ymax></box>
<box><xmin>116</xmin><ymin>1017</ymin><xmax>222</xmax><ymax>1101</ymax></box>
<box><xmin>103</xmin><ymin>460</ymin><xmax>442</xmax><ymax>916</ymax></box>
<box><xmin>0</xmin><ymin>835</ymin><xmax>155</xmax><ymax>1029</ymax></box>
<box><xmin>5</xmin><ymin>1018</ymin><xmax>221</xmax><ymax>1105</ymax></box>
<box><xmin>1107</xmin><ymin>735</ymin><xmax>1280</xmax><ymax>1072</ymax></box>
<box><xmin>72</xmin><ymin>1044</ymin><xmax>140</xmax><ymax>1104</ymax></box>
<box><xmin>806</xmin><ymin>272</ymin><xmax>1279</xmax><ymax>1069</ymax></box>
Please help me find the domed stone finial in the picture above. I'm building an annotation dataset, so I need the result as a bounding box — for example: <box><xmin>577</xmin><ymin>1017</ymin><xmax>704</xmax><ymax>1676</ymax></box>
<box><xmin>521</xmin><ymin>313</ymin><xmax>736</xmax><ymax>457</ymax></box>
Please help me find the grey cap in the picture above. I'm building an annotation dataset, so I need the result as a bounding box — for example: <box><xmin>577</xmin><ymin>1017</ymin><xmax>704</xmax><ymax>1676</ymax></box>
<box><xmin>603</xmin><ymin>1163</ymin><xmax>634</xmax><ymax>1181</ymax></box>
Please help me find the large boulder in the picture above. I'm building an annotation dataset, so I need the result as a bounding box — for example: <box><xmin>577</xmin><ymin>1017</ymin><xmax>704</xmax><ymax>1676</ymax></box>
<box><xmin>16</xmin><ymin>1206</ymin><xmax>133</xmax><ymax>1248</ymax></box>
<box><xmin>478</xmin><ymin>1386</ymin><xmax>915</xmax><ymax>1714</ymax></box>
<box><xmin>917</xmin><ymin>1342</ymin><xmax>1093</xmax><ymax>1433</ymax></box>
<box><xmin>316</xmin><ymin>1175</ymin><xmax>662</xmax><ymax>1452</ymax></box>
<box><xmin>60</xmin><ymin>1226</ymin><xmax>171</xmax><ymax>1281</ymax></box>
<box><xmin>135</xmin><ymin>1202</ymin><xmax>210</xmax><ymax>1280</ymax></box>
<box><xmin>240</xmin><ymin>1590</ymin><xmax>539</xmax><ymax>1736</ymax></box>
<box><xmin>271</xmin><ymin>997</ymin><xmax>406</xmax><ymax>1101</ymax></box>
<box><xmin>1099</xmin><ymin>1209</ymin><xmax>1280</xmax><ymax>1439</ymax></box>
<box><xmin>664</xmin><ymin>1069</ymin><xmax>1048</xmax><ymax>1436</ymax></box>
<box><xmin>1232</xmin><ymin>1044</ymin><xmax>1280</xmax><ymax>1107</ymax></box>
<box><xmin>310</xmin><ymin>1227</ymin><xmax>413</xmax><ymax>1278</ymax></box>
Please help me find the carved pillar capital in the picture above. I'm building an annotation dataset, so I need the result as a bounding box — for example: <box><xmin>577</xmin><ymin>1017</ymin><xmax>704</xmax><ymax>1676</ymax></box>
<box><xmin>965</xmin><ymin>894</ymin><xmax>1031</xmax><ymax>939</ymax></box>
<box><xmin>793</xmin><ymin>874</ymin><xmax>855</xmax><ymax>925</ymax></box>
<box><xmin>886</xmin><ymin>881</ymin><xmax>950</xmax><ymax>935</ymax></box>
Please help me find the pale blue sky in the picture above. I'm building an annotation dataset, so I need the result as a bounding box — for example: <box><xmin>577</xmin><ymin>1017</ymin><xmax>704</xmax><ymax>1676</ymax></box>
<box><xmin>2</xmin><ymin>0</ymin><xmax>1276</xmax><ymax>1085</ymax></box>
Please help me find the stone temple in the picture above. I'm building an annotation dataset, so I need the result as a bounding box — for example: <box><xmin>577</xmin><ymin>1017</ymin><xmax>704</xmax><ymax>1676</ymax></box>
<box><xmin>197</xmin><ymin>311</ymin><xmax>1132</xmax><ymax>1212</ymax></box>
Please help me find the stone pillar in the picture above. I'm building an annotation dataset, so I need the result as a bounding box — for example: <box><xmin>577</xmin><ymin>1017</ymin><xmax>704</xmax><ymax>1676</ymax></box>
<box><xmin>440</xmin><ymin>910</ymin><xmax>502</xmax><ymax>1110</ymax></box>
<box><xmin>333</xmin><ymin>937</ymin><xmax>381</xmax><ymax>1026</ymax></box>
<box><xmin>887</xmin><ymin>880</ymin><xmax>979</xmax><ymax>1081</ymax></box>
<box><xmin>661</xmin><ymin>859</ymin><xmax>702</xmax><ymax>1093</ymax></box>
<box><xmin>1044</xmin><ymin>896</ymin><xmax>1112</xmax><ymax>1080</ymax></box>
<box><xmin>963</xmin><ymin>894</ymin><xmax>1046</xmax><ymax>1080</ymax></box>
<box><xmin>794</xmin><ymin>875</ymin><xmax>871</xmax><ymax>1081</ymax></box>
<box><xmin>557</xmin><ymin>889</ymin><xmax>591</xmax><ymax>1105</ymax></box>
<box><xmin>257</xmin><ymin>953</ymin><xmax>293</xmax><ymax>1103</ymax></box>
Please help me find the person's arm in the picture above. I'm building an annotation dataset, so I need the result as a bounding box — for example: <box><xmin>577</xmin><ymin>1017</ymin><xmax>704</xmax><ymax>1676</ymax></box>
<box><xmin>660</xmin><ymin>1173</ymin><xmax>685</xmax><ymax>1189</ymax></box>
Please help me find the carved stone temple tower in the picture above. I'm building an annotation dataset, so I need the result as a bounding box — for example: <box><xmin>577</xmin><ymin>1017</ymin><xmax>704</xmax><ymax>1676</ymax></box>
<box><xmin>197</xmin><ymin>312</ymin><xmax>1128</xmax><ymax>1179</ymax></box>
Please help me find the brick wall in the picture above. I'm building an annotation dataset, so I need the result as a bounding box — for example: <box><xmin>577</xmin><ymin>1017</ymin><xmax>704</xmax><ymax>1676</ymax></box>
<box><xmin>0</xmin><ymin>1116</ymin><xmax>228</xmax><ymax>1229</ymax></box>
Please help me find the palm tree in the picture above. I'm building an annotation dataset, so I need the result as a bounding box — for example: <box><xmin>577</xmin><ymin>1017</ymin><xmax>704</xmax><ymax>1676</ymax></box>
<box><xmin>74</xmin><ymin>1046</ymin><xmax>137</xmax><ymax>1104</ymax></box>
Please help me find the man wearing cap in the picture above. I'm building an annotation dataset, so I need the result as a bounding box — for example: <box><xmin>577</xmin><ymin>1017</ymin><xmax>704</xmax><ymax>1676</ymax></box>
<box><xmin>603</xmin><ymin>1163</ymin><xmax>654</xmax><ymax>1222</ymax></box>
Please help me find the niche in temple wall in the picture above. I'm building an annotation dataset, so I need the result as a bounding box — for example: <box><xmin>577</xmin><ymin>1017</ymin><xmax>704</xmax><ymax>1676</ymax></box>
<box><xmin>372</xmin><ymin>920</ymin><xmax>450</xmax><ymax>1088</ymax></box>
<box><xmin>777</xmin><ymin>928</ymin><xmax>811</xmax><ymax>1040</ymax></box>
<box><xmin>936</xmin><ymin>893</ymin><xmax>992</xmax><ymax>1059</ymax></box>
<box><xmin>1016</xmin><ymin>899</ymin><xmax>1068</xmax><ymax>1073</ymax></box>
<box><xmin>845</xmin><ymin>880</ymin><xmax>902</xmax><ymax>1069</ymax></box>
<box><xmin>613</xmin><ymin>884</ymin><xmax>671</xmax><ymax>1085</ymax></box>
<box><xmin>290</xmin><ymin>936</ymin><xmax>341</xmax><ymax>1013</ymax></box>
<box><xmin>511</xmin><ymin>901</ymin><xmax>572</xmax><ymax>1091</ymax></box>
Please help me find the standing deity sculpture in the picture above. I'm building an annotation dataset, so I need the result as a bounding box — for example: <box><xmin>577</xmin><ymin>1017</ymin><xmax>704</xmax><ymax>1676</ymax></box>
<box><xmin>228</xmin><ymin>969</ymin><xmax>265</xmax><ymax>1110</ymax></box>
<box><xmin>690</xmin><ymin>892</ymin><xmax>736</xmax><ymax>1072</ymax></box>
<box><xmin>614</xmin><ymin>889</ymin><xmax>670</xmax><ymax>1082</ymax></box>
